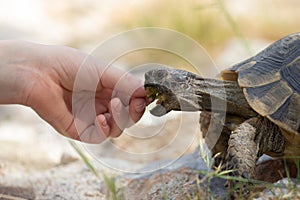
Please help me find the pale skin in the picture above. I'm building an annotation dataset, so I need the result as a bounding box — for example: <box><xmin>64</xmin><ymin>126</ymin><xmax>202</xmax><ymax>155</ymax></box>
<box><xmin>0</xmin><ymin>40</ymin><xmax>149</xmax><ymax>143</ymax></box>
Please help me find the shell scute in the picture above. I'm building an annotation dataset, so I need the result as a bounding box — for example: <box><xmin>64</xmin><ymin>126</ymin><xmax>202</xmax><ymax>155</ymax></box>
<box><xmin>227</xmin><ymin>33</ymin><xmax>300</xmax><ymax>134</ymax></box>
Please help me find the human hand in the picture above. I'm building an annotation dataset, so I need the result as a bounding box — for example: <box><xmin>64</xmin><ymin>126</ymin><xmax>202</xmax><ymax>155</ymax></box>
<box><xmin>0</xmin><ymin>40</ymin><xmax>148</xmax><ymax>143</ymax></box>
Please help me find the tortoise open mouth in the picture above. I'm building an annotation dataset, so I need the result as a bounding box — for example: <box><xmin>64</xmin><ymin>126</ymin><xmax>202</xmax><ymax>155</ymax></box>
<box><xmin>144</xmin><ymin>84</ymin><xmax>178</xmax><ymax>116</ymax></box>
<box><xmin>145</xmin><ymin>85</ymin><xmax>167</xmax><ymax>104</ymax></box>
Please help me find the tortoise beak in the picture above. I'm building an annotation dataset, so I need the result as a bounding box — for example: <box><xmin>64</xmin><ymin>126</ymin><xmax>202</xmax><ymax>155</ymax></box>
<box><xmin>149</xmin><ymin>104</ymin><xmax>168</xmax><ymax>117</ymax></box>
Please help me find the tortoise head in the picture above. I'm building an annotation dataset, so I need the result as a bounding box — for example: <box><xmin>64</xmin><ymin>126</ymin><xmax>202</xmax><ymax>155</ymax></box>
<box><xmin>144</xmin><ymin>67</ymin><xmax>201</xmax><ymax>116</ymax></box>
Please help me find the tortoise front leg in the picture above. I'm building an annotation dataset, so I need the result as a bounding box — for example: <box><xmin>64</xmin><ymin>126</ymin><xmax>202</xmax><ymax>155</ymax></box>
<box><xmin>226</xmin><ymin>117</ymin><xmax>259</xmax><ymax>198</ymax></box>
<box><xmin>200</xmin><ymin>112</ymin><xmax>245</xmax><ymax>167</ymax></box>
<box><xmin>226</xmin><ymin>117</ymin><xmax>285</xmax><ymax>198</ymax></box>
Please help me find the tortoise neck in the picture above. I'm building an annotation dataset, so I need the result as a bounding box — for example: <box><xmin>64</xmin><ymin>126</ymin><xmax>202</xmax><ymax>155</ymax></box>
<box><xmin>193</xmin><ymin>78</ymin><xmax>257</xmax><ymax>118</ymax></box>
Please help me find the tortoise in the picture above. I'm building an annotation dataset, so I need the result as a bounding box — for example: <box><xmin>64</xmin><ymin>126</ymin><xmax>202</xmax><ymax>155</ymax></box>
<box><xmin>144</xmin><ymin>33</ymin><xmax>300</xmax><ymax>196</ymax></box>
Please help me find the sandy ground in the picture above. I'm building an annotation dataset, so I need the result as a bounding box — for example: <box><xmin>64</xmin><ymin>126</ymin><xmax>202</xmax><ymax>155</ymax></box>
<box><xmin>0</xmin><ymin>104</ymin><xmax>203</xmax><ymax>199</ymax></box>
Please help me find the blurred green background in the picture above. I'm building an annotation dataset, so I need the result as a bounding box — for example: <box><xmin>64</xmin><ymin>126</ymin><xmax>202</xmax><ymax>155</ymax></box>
<box><xmin>0</xmin><ymin>0</ymin><xmax>299</xmax><ymax>68</ymax></box>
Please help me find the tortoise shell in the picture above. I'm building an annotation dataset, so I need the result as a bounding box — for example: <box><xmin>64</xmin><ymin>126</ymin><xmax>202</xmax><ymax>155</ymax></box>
<box><xmin>221</xmin><ymin>33</ymin><xmax>300</xmax><ymax>135</ymax></box>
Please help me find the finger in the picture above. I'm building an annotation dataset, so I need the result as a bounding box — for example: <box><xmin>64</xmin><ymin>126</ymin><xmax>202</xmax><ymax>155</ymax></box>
<box><xmin>132</xmin><ymin>85</ymin><xmax>148</xmax><ymax>98</ymax></box>
<box><xmin>95</xmin><ymin>114</ymin><xmax>110</xmax><ymax>138</ymax></box>
<box><xmin>112</xmin><ymin>88</ymin><xmax>149</xmax><ymax>107</ymax></box>
<box><xmin>78</xmin><ymin>122</ymin><xmax>108</xmax><ymax>144</ymax></box>
<box><xmin>65</xmin><ymin>114</ymin><xmax>111</xmax><ymax>144</ymax></box>
<box><xmin>127</xmin><ymin>98</ymin><xmax>146</xmax><ymax>127</ymax></box>
<box><xmin>95</xmin><ymin>99</ymin><xmax>108</xmax><ymax>115</ymax></box>
<box><xmin>108</xmin><ymin>98</ymin><xmax>128</xmax><ymax>138</ymax></box>
<box><xmin>111</xmin><ymin>90</ymin><xmax>131</xmax><ymax>106</ymax></box>
<box><xmin>62</xmin><ymin>116</ymin><xmax>105</xmax><ymax>144</ymax></box>
<box><xmin>95</xmin><ymin>88</ymin><xmax>113</xmax><ymax>99</ymax></box>
<box><xmin>101</xmin><ymin>67</ymin><xmax>145</xmax><ymax>97</ymax></box>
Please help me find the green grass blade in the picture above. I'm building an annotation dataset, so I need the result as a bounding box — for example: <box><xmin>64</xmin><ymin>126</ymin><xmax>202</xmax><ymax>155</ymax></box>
<box><xmin>69</xmin><ymin>140</ymin><xmax>100</xmax><ymax>178</ymax></box>
<box><xmin>102</xmin><ymin>173</ymin><xmax>118</xmax><ymax>200</ymax></box>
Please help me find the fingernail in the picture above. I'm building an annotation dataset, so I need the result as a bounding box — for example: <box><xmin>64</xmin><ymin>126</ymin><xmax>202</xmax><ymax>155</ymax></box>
<box><xmin>97</xmin><ymin>115</ymin><xmax>107</xmax><ymax>128</ymax></box>
<box><xmin>135</xmin><ymin>102</ymin><xmax>146</xmax><ymax>113</ymax></box>
<box><xmin>101</xmin><ymin>118</ymin><xmax>107</xmax><ymax>127</ymax></box>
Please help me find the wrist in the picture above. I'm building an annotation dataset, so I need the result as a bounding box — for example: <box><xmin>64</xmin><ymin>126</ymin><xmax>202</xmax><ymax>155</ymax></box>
<box><xmin>0</xmin><ymin>40</ymin><xmax>40</xmax><ymax>105</ymax></box>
